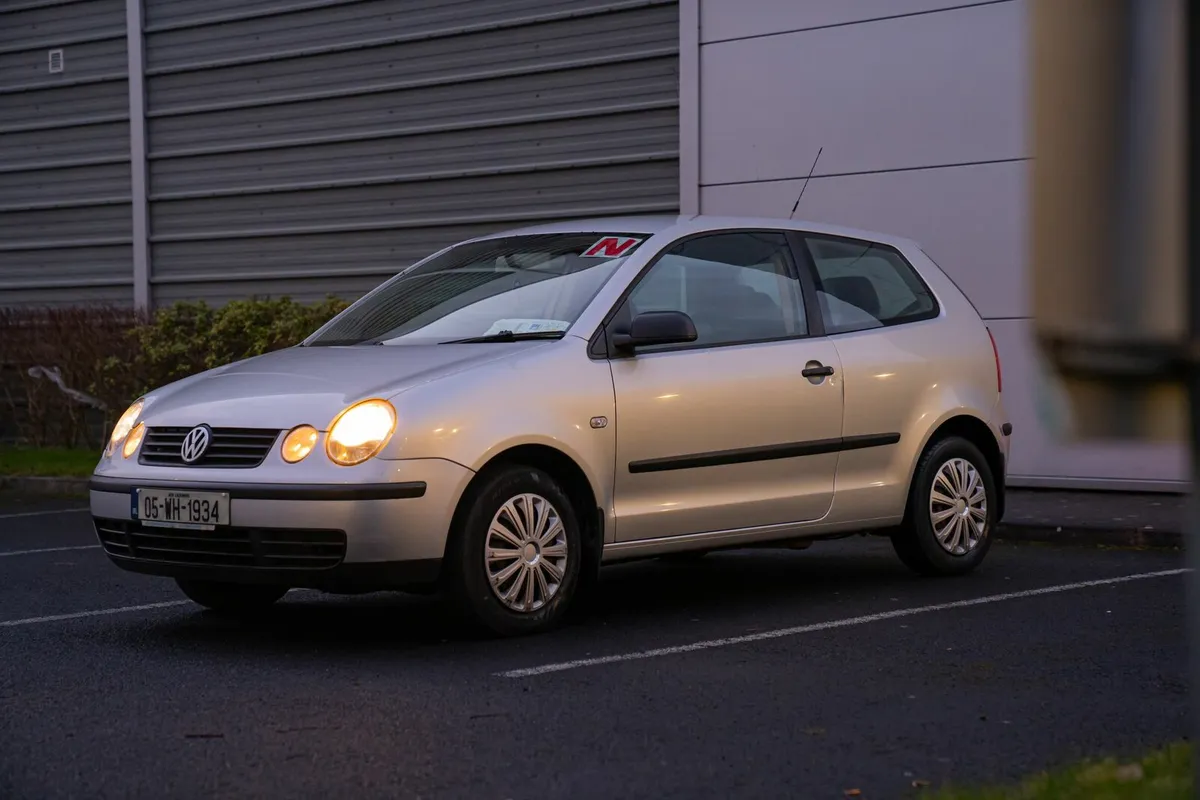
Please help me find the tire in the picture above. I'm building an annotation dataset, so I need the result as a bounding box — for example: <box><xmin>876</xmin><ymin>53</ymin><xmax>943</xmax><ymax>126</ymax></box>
<box><xmin>443</xmin><ymin>464</ymin><xmax>583</xmax><ymax>637</ymax></box>
<box><xmin>176</xmin><ymin>579</ymin><xmax>288</xmax><ymax>615</ymax></box>
<box><xmin>892</xmin><ymin>436</ymin><xmax>997</xmax><ymax>577</ymax></box>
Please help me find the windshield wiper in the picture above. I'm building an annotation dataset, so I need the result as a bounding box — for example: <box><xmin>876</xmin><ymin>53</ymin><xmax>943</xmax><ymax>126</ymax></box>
<box><xmin>439</xmin><ymin>330</ymin><xmax>566</xmax><ymax>344</ymax></box>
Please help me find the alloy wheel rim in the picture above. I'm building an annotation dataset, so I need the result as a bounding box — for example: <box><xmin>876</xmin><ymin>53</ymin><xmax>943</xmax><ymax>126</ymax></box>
<box><xmin>485</xmin><ymin>493</ymin><xmax>568</xmax><ymax>613</ymax></box>
<box><xmin>929</xmin><ymin>457</ymin><xmax>987</xmax><ymax>556</ymax></box>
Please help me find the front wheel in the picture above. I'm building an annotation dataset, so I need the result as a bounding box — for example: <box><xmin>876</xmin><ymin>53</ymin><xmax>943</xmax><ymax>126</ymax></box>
<box><xmin>176</xmin><ymin>579</ymin><xmax>288</xmax><ymax>615</ymax></box>
<box><xmin>892</xmin><ymin>436</ymin><xmax>996</xmax><ymax>576</ymax></box>
<box><xmin>443</xmin><ymin>465</ymin><xmax>582</xmax><ymax>637</ymax></box>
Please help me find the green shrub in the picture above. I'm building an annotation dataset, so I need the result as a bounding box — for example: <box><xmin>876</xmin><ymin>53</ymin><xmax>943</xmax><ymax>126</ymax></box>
<box><xmin>0</xmin><ymin>296</ymin><xmax>350</xmax><ymax>448</ymax></box>
<box><xmin>203</xmin><ymin>296</ymin><xmax>348</xmax><ymax>371</ymax></box>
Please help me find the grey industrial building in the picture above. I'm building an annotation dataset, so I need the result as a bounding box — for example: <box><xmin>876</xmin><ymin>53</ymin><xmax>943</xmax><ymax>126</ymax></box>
<box><xmin>0</xmin><ymin>0</ymin><xmax>1185</xmax><ymax>490</ymax></box>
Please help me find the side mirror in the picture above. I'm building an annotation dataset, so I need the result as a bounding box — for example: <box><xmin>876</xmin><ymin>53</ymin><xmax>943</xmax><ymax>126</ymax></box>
<box><xmin>611</xmin><ymin>310</ymin><xmax>698</xmax><ymax>352</ymax></box>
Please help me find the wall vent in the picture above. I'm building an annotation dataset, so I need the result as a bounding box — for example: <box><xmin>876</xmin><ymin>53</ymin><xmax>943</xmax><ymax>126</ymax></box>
<box><xmin>48</xmin><ymin>49</ymin><xmax>64</xmax><ymax>74</ymax></box>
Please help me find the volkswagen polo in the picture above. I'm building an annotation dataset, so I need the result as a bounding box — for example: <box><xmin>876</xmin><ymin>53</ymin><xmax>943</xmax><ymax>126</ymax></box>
<box><xmin>91</xmin><ymin>215</ymin><xmax>1011</xmax><ymax>636</ymax></box>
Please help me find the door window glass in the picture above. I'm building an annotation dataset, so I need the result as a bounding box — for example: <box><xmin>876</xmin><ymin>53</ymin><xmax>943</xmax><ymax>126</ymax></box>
<box><xmin>626</xmin><ymin>231</ymin><xmax>807</xmax><ymax>349</ymax></box>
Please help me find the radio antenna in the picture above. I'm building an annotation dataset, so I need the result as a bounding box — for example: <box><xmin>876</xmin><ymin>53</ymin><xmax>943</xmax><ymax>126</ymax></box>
<box><xmin>789</xmin><ymin>146</ymin><xmax>823</xmax><ymax>219</ymax></box>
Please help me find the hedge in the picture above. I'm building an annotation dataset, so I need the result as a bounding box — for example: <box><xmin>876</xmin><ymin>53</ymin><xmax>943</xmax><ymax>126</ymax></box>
<box><xmin>0</xmin><ymin>297</ymin><xmax>349</xmax><ymax>449</ymax></box>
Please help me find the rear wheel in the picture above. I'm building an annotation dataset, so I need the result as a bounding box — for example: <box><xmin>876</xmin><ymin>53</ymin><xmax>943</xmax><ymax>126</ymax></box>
<box><xmin>176</xmin><ymin>579</ymin><xmax>288</xmax><ymax>615</ymax></box>
<box><xmin>892</xmin><ymin>436</ymin><xmax>996</xmax><ymax>576</ymax></box>
<box><xmin>443</xmin><ymin>465</ymin><xmax>582</xmax><ymax>637</ymax></box>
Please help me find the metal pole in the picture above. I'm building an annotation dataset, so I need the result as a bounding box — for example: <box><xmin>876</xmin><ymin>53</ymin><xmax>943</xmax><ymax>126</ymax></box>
<box><xmin>125</xmin><ymin>0</ymin><xmax>151</xmax><ymax>311</ymax></box>
<box><xmin>677</xmin><ymin>0</ymin><xmax>701</xmax><ymax>216</ymax></box>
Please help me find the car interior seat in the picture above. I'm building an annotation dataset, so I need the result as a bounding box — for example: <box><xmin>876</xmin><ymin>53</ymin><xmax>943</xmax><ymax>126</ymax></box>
<box><xmin>822</xmin><ymin>275</ymin><xmax>881</xmax><ymax>319</ymax></box>
<box><xmin>687</xmin><ymin>264</ymin><xmax>786</xmax><ymax>342</ymax></box>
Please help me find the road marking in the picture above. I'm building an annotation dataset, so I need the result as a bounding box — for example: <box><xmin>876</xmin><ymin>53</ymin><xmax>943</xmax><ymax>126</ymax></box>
<box><xmin>499</xmin><ymin>568</ymin><xmax>1191</xmax><ymax>678</ymax></box>
<box><xmin>0</xmin><ymin>600</ymin><xmax>191</xmax><ymax>628</ymax></box>
<box><xmin>0</xmin><ymin>508</ymin><xmax>89</xmax><ymax>520</ymax></box>
<box><xmin>0</xmin><ymin>589</ymin><xmax>318</xmax><ymax>629</ymax></box>
<box><xmin>0</xmin><ymin>544</ymin><xmax>101</xmax><ymax>557</ymax></box>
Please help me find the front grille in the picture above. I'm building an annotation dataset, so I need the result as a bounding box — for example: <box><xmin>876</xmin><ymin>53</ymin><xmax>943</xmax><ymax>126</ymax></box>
<box><xmin>139</xmin><ymin>427</ymin><xmax>279</xmax><ymax>468</ymax></box>
<box><xmin>95</xmin><ymin>519</ymin><xmax>346</xmax><ymax>570</ymax></box>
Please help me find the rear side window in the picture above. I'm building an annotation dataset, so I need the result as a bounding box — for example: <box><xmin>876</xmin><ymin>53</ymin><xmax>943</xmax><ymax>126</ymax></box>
<box><xmin>803</xmin><ymin>235</ymin><xmax>939</xmax><ymax>334</ymax></box>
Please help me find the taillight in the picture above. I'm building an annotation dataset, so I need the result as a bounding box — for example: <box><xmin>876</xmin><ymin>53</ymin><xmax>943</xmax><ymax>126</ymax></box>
<box><xmin>987</xmin><ymin>327</ymin><xmax>1002</xmax><ymax>393</ymax></box>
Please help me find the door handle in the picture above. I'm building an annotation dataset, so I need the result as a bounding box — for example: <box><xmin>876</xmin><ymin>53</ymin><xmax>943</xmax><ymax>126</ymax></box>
<box><xmin>801</xmin><ymin>363</ymin><xmax>835</xmax><ymax>378</ymax></box>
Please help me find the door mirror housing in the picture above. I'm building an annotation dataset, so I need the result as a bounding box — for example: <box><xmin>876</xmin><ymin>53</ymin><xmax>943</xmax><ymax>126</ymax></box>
<box><xmin>611</xmin><ymin>310</ymin><xmax>698</xmax><ymax>352</ymax></box>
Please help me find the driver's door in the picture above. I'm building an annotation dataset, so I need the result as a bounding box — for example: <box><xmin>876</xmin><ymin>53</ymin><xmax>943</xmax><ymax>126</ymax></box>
<box><xmin>607</xmin><ymin>230</ymin><xmax>845</xmax><ymax>542</ymax></box>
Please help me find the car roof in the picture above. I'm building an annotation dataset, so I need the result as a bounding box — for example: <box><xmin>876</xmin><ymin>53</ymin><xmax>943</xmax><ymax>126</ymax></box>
<box><xmin>471</xmin><ymin>214</ymin><xmax>921</xmax><ymax>251</ymax></box>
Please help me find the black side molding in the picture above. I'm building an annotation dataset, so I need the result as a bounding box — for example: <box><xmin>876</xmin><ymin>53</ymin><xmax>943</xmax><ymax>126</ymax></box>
<box><xmin>628</xmin><ymin>433</ymin><xmax>901</xmax><ymax>474</ymax></box>
<box><xmin>88</xmin><ymin>476</ymin><xmax>427</xmax><ymax>501</ymax></box>
<box><xmin>840</xmin><ymin>433</ymin><xmax>902</xmax><ymax>451</ymax></box>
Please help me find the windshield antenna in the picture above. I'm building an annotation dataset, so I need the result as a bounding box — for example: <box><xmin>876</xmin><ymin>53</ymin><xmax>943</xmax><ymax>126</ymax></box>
<box><xmin>789</xmin><ymin>146</ymin><xmax>823</xmax><ymax>220</ymax></box>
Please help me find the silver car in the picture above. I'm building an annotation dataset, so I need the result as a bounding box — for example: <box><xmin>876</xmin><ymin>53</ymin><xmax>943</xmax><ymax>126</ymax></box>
<box><xmin>91</xmin><ymin>215</ymin><xmax>1011</xmax><ymax>636</ymax></box>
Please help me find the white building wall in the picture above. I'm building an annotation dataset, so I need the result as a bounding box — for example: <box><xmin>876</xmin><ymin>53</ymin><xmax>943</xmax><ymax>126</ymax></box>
<box><xmin>684</xmin><ymin>0</ymin><xmax>1186</xmax><ymax>489</ymax></box>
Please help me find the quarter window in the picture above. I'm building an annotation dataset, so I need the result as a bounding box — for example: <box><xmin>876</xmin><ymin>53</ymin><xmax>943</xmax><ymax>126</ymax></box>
<box><xmin>804</xmin><ymin>236</ymin><xmax>938</xmax><ymax>334</ymax></box>
<box><xmin>626</xmin><ymin>231</ymin><xmax>807</xmax><ymax>349</ymax></box>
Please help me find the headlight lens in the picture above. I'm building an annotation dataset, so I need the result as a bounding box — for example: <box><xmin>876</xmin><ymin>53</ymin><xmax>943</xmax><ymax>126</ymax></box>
<box><xmin>281</xmin><ymin>425</ymin><xmax>319</xmax><ymax>464</ymax></box>
<box><xmin>122</xmin><ymin>423</ymin><xmax>146</xmax><ymax>459</ymax></box>
<box><xmin>326</xmin><ymin>399</ymin><xmax>396</xmax><ymax>466</ymax></box>
<box><xmin>106</xmin><ymin>399</ymin><xmax>144</xmax><ymax>456</ymax></box>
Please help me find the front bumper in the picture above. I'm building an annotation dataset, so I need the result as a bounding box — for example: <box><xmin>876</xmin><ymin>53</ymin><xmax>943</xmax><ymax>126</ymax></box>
<box><xmin>88</xmin><ymin>458</ymin><xmax>475</xmax><ymax>591</ymax></box>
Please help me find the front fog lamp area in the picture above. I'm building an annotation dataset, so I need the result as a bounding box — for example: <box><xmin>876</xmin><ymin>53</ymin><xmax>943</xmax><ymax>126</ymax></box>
<box><xmin>106</xmin><ymin>399</ymin><xmax>144</xmax><ymax>456</ymax></box>
<box><xmin>122</xmin><ymin>423</ymin><xmax>146</xmax><ymax>459</ymax></box>
<box><xmin>281</xmin><ymin>425</ymin><xmax>319</xmax><ymax>464</ymax></box>
<box><xmin>326</xmin><ymin>399</ymin><xmax>396</xmax><ymax>466</ymax></box>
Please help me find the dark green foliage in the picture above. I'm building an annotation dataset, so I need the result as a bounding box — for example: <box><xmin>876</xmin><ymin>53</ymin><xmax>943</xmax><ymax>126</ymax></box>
<box><xmin>0</xmin><ymin>297</ymin><xmax>350</xmax><ymax>447</ymax></box>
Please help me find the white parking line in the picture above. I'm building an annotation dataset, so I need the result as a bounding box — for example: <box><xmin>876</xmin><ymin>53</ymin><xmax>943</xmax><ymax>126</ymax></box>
<box><xmin>0</xmin><ymin>508</ymin><xmax>89</xmax><ymax>520</ymax></box>
<box><xmin>0</xmin><ymin>544</ymin><xmax>101</xmax><ymax>557</ymax></box>
<box><xmin>0</xmin><ymin>600</ymin><xmax>191</xmax><ymax>628</ymax></box>
<box><xmin>498</xmin><ymin>568</ymin><xmax>1191</xmax><ymax>678</ymax></box>
<box><xmin>0</xmin><ymin>589</ymin><xmax>319</xmax><ymax>629</ymax></box>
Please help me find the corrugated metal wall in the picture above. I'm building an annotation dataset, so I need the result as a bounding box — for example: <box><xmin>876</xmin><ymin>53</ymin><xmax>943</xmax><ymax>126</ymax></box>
<box><xmin>0</xmin><ymin>0</ymin><xmax>681</xmax><ymax>307</ymax></box>
<box><xmin>0</xmin><ymin>0</ymin><xmax>133</xmax><ymax>306</ymax></box>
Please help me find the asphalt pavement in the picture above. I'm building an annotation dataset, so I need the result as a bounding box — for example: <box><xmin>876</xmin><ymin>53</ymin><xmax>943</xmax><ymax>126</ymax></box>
<box><xmin>0</xmin><ymin>497</ymin><xmax>1187</xmax><ymax>800</ymax></box>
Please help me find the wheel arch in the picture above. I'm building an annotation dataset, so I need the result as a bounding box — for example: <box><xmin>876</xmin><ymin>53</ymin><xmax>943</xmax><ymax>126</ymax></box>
<box><xmin>451</xmin><ymin>443</ymin><xmax>605</xmax><ymax>579</ymax></box>
<box><xmin>910</xmin><ymin>413</ymin><xmax>1006</xmax><ymax>521</ymax></box>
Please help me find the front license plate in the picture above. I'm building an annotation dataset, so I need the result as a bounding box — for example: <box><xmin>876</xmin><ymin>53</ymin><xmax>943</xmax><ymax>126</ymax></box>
<box><xmin>132</xmin><ymin>488</ymin><xmax>230</xmax><ymax>530</ymax></box>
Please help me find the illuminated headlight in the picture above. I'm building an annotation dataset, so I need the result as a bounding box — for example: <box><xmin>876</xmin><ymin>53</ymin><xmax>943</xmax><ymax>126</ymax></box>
<box><xmin>122</xmin><ymin>423</ymin><xmax>146</xmax><ymax>459</ymax></box>
<box><xmin>106</xmin><ymin>399</ymin><xmax>144</xmax><ymax>456</ymax></box>
<box><xmin>281</xmin><ymin>425</ymin><xmax>319</xmax><ymax>464</ymax></box>
<box><xmin>325</xmin><ymin>399</ymin><xmax>396</xmax><ymax>466</ymax></box>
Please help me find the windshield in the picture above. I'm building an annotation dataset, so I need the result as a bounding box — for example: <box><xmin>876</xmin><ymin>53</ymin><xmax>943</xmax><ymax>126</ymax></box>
<box><xmin>305</xmin><ymin>233</ymin><xmax>646</xmax><ymax>346</ymax></box>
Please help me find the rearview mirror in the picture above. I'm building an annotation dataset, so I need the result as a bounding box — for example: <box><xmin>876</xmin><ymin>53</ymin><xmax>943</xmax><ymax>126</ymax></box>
<box><xmin>611</xmin><ymin>310</ymin><xmax>698</xmax><ymax>352</ymax></box>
